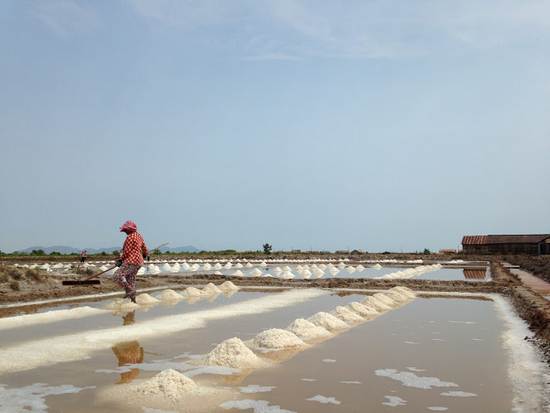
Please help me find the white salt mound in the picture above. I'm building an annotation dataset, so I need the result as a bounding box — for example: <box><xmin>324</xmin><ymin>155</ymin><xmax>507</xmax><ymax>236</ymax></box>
<box><xmin>183</xmin><ymin>287</ymin><xmax>205</xmax><ymax>297</ymax></box>
<box><xmin>392</xmin><ymin>286</ymin><xmax>416</xmax><ymax>298</ymax></box>
<box><xmin>203</xmin><ymin>283</ymin><xmax>223</xmax><ymax>295</ymax></box>
<box><xmin>219</xmin><ymin>281</ymin><xmax>239</xmax><ymax>291</ymax></box>
<box><xmin>203</xmin><ymin>337</ymin><xmax>265</xmax><ymax>369</ymax></box>
<box><xmin>347</xmin><ymin>302</ymin><xmax>379</xmax><ymax>318</ymax></box>
<box><xmin>386</xmin><ymin>290</ymin><xmax>409</xmax><ymax>303</ymax></box>
<box><xmin>363</xmin><ymin>296</ymin><xmax>392</xmax><ymax>311</ymax></box>
<box><xmin>249</xmin><ymin>328</ymin><xmax>306</xmax><ymax>351</ymax></box>
<box><xmin>286</xmin><ymin>318</ymin><xmax>332</xmax><ymax>341</ymax></box>
<box><xmin>308</xmin><ymin>312</ymin><xmax>349</xmax><ymax>331</ymax></box>
<box><xmin>135</xmin><ymin>293</ymin><xmax>160</xmax><ymax>306</ymax></box>
<box><xmin>372</xmin><ymin>293</ymin><xmax>396</xmax><ymax>307</ymax></box>
<box><xmin>159</xmin><ymin>289</ymin><xmax>184</xmax><ymax>301</ymax></box>
<box><xmin>134</xmin><ymin>369</ymin><xmax>197</xmax><ymax>402</ymax></box>
<box><xmin>104</xmin><ymin>299</ymin><xmax>139</xmax><ymax>311</ymax></box>
<box><xmin>331</xmin><ymin>306</ymin><xmax>364</xmax><ymax>323</ymax></box>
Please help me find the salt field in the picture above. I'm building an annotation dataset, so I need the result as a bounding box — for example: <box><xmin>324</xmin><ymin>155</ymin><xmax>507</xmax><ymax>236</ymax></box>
<box><xmin>0</xmin><ymin>286</ymin><xmax>547</xmax><ymax>412</ymax></box>
<box><xmin>13</xmin><ymin>260</ymin><xmax>490</xmax><ymax>281</ymax></box>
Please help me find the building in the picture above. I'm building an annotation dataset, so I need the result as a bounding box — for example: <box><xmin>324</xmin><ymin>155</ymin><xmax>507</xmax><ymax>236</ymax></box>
<box><xmin>462</xmin><ymin>234</ymin><xmax>550</xmax><ymax>255</ymax></box>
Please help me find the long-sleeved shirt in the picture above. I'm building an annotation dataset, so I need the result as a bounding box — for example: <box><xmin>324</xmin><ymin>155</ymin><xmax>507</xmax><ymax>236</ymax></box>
<box><xmin>121</xmin><ymin>232</ymin><xmax>148</xmax><ymax>266</ymax></box>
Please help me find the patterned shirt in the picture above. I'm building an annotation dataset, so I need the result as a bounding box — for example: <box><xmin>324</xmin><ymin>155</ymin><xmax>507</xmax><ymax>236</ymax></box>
<box><xmin>121</xmin><ymin>232</ymin><xmax>148</xmax><ymax>265</ymax></box>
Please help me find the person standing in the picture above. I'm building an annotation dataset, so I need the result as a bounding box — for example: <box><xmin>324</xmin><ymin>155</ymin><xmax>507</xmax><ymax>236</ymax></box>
<box><xmin>114</xmin><ymin>220</ymin><xmax>148</xmax><ymax>302</ymax></box>
<box><xmin>80</xmin><ymin>250</ymin><xmax>87</xmax><ymax>263</ymax></box>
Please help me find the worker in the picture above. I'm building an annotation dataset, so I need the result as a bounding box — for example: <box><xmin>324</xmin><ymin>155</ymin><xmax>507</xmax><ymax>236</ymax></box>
<box><xmin>80</xmin><ymin>250</ymin><xmax>87</xmax><ymax>263</ymax></box>
<box><xmin>114</xmin><ymin>220</ymin><xmax>148</xmax><ymax>302</ymax></box>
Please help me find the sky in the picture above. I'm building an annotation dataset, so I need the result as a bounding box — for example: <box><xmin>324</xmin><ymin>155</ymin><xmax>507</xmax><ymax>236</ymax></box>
<box><xmin>1</xmin><ymin>0</ymin><xmax>549</xmax><ymax>253</ymax></box>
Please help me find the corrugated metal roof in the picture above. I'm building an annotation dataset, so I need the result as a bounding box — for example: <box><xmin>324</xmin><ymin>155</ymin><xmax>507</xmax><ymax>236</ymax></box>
<box><xmin>462</xmin><ymin>234</ymin><xmax>550</xmax><ymax>245</ymax></box>
<box><xmin>462</xmin><ymin>235</ymin><xmax>488</xmax><ymax>245</ymax></box>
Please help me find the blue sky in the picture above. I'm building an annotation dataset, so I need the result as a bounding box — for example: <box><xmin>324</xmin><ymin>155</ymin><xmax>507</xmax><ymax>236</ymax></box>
<box><xmin>1</xmin><ymin>0</ymin><xmax>549</xmax><ymax>252</ymax></box>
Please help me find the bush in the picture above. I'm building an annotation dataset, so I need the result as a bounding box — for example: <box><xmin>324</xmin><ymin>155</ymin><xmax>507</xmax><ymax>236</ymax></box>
<box><xmin>9</xmin><ymin>281</ymin><xmax>20</xmax><ymax>291</ymax></box>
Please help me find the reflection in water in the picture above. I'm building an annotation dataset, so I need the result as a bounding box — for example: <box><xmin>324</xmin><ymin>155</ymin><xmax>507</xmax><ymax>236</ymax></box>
<box><xmin>122</xmin><ymin>311</ymin><xmax>136</xmax><ymax>326</ymax></box>
<box><xmin>463</xmin><ymin>269</ymin><xmax>487</xmax><ymax>280</ymax></box>
<box><xmin>112</xmin><ymin>341</ymin><xmax>144</xmax><ymax>384</ymax></box>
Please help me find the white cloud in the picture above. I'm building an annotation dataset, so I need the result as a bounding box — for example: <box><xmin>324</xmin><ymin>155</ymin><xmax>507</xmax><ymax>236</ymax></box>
<box><xmin>33</xmin><ymin>0</ymin><xmax>97</xmax><ymax>35</ymax></box>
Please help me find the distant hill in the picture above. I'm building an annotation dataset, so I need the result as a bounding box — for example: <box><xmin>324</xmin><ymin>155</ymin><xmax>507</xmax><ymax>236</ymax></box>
<box><xmin>14</xmin><ymin>245</ymin><xmax>200</xmax><ymax>254</ymax></box>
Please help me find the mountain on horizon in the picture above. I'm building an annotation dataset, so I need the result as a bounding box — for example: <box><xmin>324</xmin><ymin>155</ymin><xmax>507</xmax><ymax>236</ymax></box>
<box><xmin>14</xmin><ymin>245</ymin><xmax>200</xmax><ymax>254</ymax></box>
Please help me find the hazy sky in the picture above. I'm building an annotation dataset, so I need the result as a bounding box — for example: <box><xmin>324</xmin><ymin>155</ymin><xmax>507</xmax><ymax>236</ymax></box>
<box><xmin>1</xmin><ymin>0</ymin><xmax>549</xmax><ymax>253</ymax></box>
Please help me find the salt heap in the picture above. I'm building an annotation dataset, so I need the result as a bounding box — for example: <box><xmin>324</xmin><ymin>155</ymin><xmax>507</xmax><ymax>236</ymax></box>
<box><xmin>219</xmin><ymin>281</ymin><xmax>239</xmax><ymax>291</ymax></box>
<box><xmin>373</xmin><ymin>263</ymin><xmax>383</xmax><ymax>269</ymax></box>
<box><xmin>248</xmin><ymin>329</ymin><xmax>306</xmax><ymax>351</ymax></box>
<box><xmin>234</xmin><ymin>263</ymin><xmax>243</xmax><ymax>269</ymax></box>
<box><xmin>286</xmin><ymin>318</ymin><xmax>331</xmax><ymax>341</ymax></box>
<box><xmin>203</xmin><ymin>337</ymin><xmax>266</xmax><ymax>369</ymax></box>
<box><xmin>249</xmin><ymin>268</ymin><xmax>262</xmax><ymax>277</ymax></box>
<box><xmin>372</xmin><ymin>293</ymin><xmax>396</xmax><ymax>307</ymax></box>
<box><xmin>331</xmin><ymin>306</ymin><xmax>364</xmax><ymax>323</ymax></box>
<box><xmin>231</xmin><ymin>270</ymin><xmax>245</xmax><ymax>277</ymax></box>
<box><xmin>347</xmin><ymin>302</ymin><xmax>379</xmax><ymax>319</ymax></box>
<box><xmin>203</xmin><ymin>283</ymin><xmax>223</xmax><ymax>295</ymax></box>
<box><xmin>279</xmin><ymin>270</ymin><xmax>295</xmax><ymax>279</ymax></box>
<box><xmin>385</xmin><ymin>289</ymin><xmax>409</xmax><ymax>303</ymax></box>
<box><xmin>363</xmin><ymin>296</ymin><xmax>392</xmax><ymax>311</ymax></box>
<box><xmin>147</xmin><ymin>265</ymin><xmax>161</xmax><ymax>275</ymax></box>
<box><xmin>245</xmin><ymin>262</ymin><xmax>253</xmax><ymax>268</ymax></box>
<box><xmin>392</xmin><ymin>286</ymin><xmax>415</xmax><ymax>298</ymax></box>
<box><xmin>202</xmin><ymin>263</ymin><xmax>212</xmax><ymax>271</ymax></box>
<box><xmin>134</xmin><ymin>369</ymin><xmax>197</xmax><ymax>402</ymax></box>
<box><xmin>135</xmin><ymin>293</ymin><xmax>160</xmax><ymax>305</ymax></box>
<box><xmin>308</xmin><ymin>312</ymin><xmax>349</xmax><ymax>331</ymax></box>
<box><xmin>104</xmin><ymin>298</ymin><xmax>139</xmax><ymax>311</ymax></box>
<box><xmin>301</xmin><ymin>269</ymin><xmax>312</xmax><ymax>279</ymax></box>
<box><xmin>213</xmin><ymin>263</ymin><xmax>222</xmax><ymax>270</ymax></box>
<box><xmin>181</xmin><ymin>262</ymin><xmax>191</xmax><ymax>271</ymax></box>
<box><xmin>171</xmin><ymin>263</ymin><xmax>181</xmax><ymax>273</ymax></box>
<box><xmin>160</xmin><ymin>263</ymin><xmax>172</xmax><ymax>273</ymax></box>
<box><xmin>182</xmin><ymin>287</ymin><xmax>205</xmax><ymax>297</ymax></box>
<box><xmin>159</xmin><ymin>289</ymin><xmax>184</xmax><ymax>301</ymax></box>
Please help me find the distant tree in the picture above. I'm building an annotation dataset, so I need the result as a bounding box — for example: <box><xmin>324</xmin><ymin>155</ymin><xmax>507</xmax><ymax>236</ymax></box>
<box><xmin>31</xmin><ymin>249</ymin><xmax>45</xmax><ymax>256</ymax></box>
<box><xmin>423</xmin><ymin>248</ymin><xmax>431</xmax><ymax>254</ymax></box>
<box><xmin>49</xmin><ymin>251</ymin><xmax>62</xmax><ymax>256</ymax></box>
<box><xmin>100</xmin><ymin>251</ymin><xmax>107</xmax><ymax>256</ymax></box>
<box><xmin>0</xmin><ymin>250</ymin><xmax>4</xmax><ymax>256</ymax></box>
<box><xmin>263</xmin><ymin>243</ymin><xmax>273</xmax><ymax>255</ymax></box>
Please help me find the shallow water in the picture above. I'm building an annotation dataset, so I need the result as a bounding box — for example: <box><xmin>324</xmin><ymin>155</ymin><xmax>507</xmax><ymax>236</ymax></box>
<box><xmin>0</xmin><ymin>290</ymin><xmax>540</xmax><ymax>412</ymax></box>
<box><xmin>162</xmin><ymin>265</ymin><xmax>488</xmax><ymax>281</ymax></box>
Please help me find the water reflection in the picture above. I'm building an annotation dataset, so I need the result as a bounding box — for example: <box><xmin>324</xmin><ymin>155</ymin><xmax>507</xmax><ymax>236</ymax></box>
<box><xmin>112</xmin><ymin>340</ymin><xmax>144</xmax><ymax>384</ymax></box>
<box><xmin>463</xmin><ymin>269</ymin><xmax>487</xmax><ymax>280</ymax></box>
<box><xmin>122</xmin><ymin>311</ymin><xmax>136</xmax><ymax>326</ymax></box>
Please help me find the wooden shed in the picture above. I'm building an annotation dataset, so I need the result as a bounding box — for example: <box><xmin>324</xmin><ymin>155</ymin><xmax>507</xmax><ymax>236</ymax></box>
<box><xmin>462</xmin><ymin>234</ymin><xmax>550</xmax><ymax>255</ymax></box>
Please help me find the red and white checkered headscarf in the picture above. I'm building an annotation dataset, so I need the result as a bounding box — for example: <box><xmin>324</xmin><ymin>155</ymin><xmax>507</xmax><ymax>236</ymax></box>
<box><xmin>119</xmin><ymin>220</ymin><xmax>137</xmax><ymax>233</ymax></box>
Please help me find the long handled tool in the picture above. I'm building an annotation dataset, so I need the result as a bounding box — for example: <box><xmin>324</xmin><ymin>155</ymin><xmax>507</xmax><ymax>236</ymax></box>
<box><xmin>62</xmin><ymin>242</ymin><xmax>169</xmax><ymax>286</ymax></box>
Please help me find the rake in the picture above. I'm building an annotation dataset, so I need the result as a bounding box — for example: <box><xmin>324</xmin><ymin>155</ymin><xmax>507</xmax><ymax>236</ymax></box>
<box><xmin>62</xmin><ymin>242</ymin><xmax>169</xmax><ymax>286</ymax></box>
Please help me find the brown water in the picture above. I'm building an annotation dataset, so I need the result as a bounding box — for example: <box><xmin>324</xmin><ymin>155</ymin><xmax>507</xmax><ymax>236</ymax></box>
<box><xmin>0</xmin><ymin>291</ymin><xmax>515</xmax><ymax>412</ymax></box>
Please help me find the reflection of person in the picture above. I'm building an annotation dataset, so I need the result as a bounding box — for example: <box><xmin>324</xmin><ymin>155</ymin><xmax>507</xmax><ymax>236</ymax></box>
<box><xmin>113</xmin><ymin>220</ymin><xmax>148</xmax><ymax>302</ymax></box>
<box><xmin>122</xmin><ymin>311</ymin><xmax>135</xmax><ymax>326</ymax></box>
<box><xmin>112</xmin><ymin>340</ymin><xmax>144</xmax><ymax>384</ymax></box>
